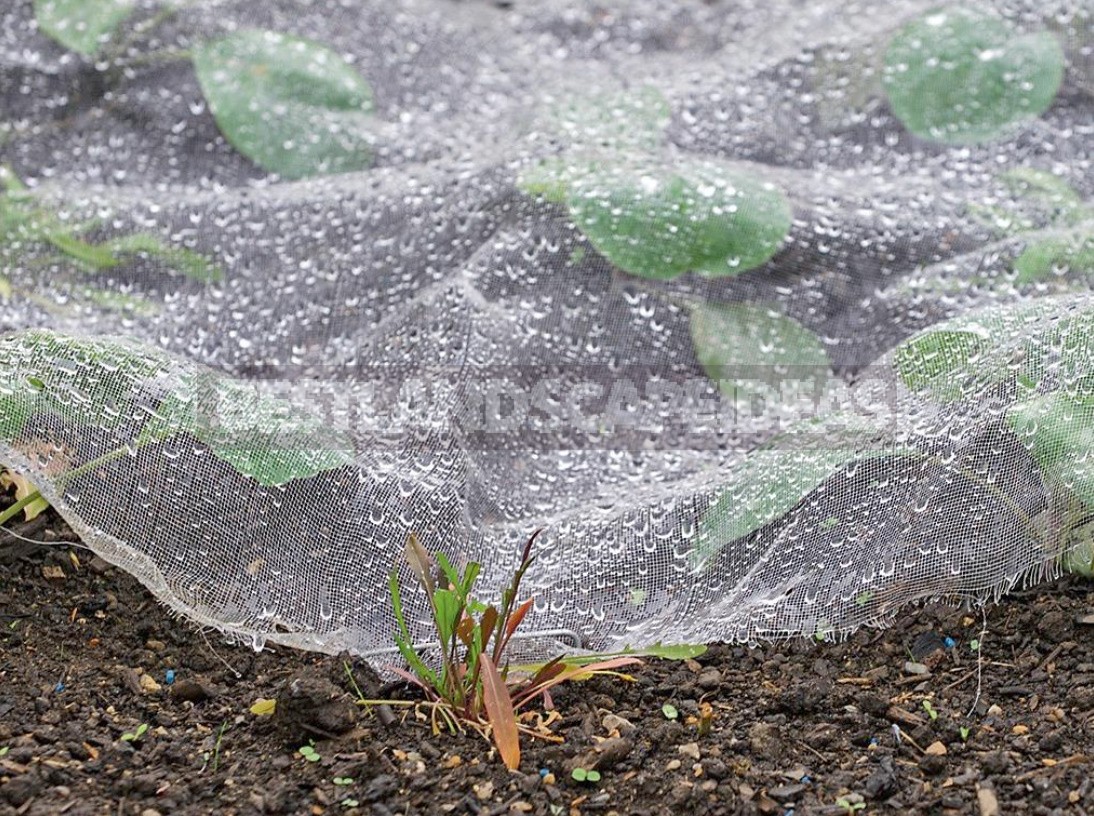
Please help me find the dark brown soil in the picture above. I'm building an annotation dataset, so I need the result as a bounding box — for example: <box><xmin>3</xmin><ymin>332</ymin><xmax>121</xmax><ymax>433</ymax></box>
<box><xmin>2</xmin><ymin>507</ymin><xmax>1094</xmax><ymax>816</ymax></box>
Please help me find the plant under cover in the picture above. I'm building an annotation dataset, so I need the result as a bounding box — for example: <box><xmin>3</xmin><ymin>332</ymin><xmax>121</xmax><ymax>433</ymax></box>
<box><xmin>386</xmin><ymin>531</ymin><xmax>644</xmax><ymax>770</ymax></box>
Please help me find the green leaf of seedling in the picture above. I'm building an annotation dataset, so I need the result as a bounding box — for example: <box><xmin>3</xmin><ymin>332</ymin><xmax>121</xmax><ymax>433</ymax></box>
<box><xmin>960</xmin><ymin>726</ymin><xmax>971</xmax><ymax>742</ymax></box>
<box><xmin>332</xmin><ymin>776</ymin><xmax>353</xmax><ymax>786</ymax></box>
<box><xmin>922</xmin><ymin>699</ymin><xmax>938</xmax><ymax>720</ymax></box>
<box><xmin>690</xmin><ymin>301</ymin><xmax>832</xmax><ymax>402</ymax></box>
<box><xmin>661</xmin><ymin>703</ymin><xmax>679</xmax><ymax>720</ymax></box>
<box><xmin>567</xmin><ymin>157</ymin><xmax>791</xmax><ymax>279</ymax></box>
<box><xmin>193</xmin><ymin>30</ymin><xmax>376</xmax><ymax>179</ymax></box>
<box><xmin>884</xmin><ymin>7</ymin><xmax>1065</xmax><ymax>144</ymax></box>
<box><xmin>298</xmin><ymin>744</ymin><xmax>320</xmax><ymax>762</ymax></box>
<box><xmin>434</xmin><ymin>551</ymin><xmax>461</xmax><ymax>591</ymax></box>
<box><xmin>431</xmin><ymin>588</ymin><xmax>462</xmax><ymax>644</ymax></box>
<box><xmin>388</xmin><ymin>570</ymin><xmax>439</xmax><ymax>688</ymax></box>
<box><xmin>460</xmin><ymin>562</ymin><xmax>482</xmax><ymax>598</ymax></box>
<box><xmin>34</xmin><ymin>0</ymin><xmax>134</xmax><ymax>56</ymax></box>
<box><xmin>570</xmin><ymin>768</ymin><xmax>600</xmax><ymax>783</ymax></box>
<box><xmin>120</xmin><ymin>722</ymin><xmax>148</xmax><ymax>742</ymax></box>
<box><xmin>1013</xmin><ymin>233</ymin><xmax>1094</xmax><ymax>285</ymax></box>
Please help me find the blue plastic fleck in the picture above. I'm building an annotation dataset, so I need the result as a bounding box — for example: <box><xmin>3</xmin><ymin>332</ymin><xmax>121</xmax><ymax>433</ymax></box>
<box><xmin>800</xmin><ymin>775</ymin><xmax>812</xmax><ymax>784</ymax></box>
<box><xmin>539</xmin><ymin>768</ymin><xmax>549</xmax><ymax>778</ymax></box>
<box><xmin>869</xmin><ymin>737</ymin><xmax>878</xmax><ymax>746</ymax></box>
<box><xmin>165</xmin><ymin>670</ymin><xmax>176</xmax><ymax>685</ymax></box>
<box><xmin>944</xmin><ymin>637</ymin><xmax>956</xmax><ymax>649</ymax></box>
<box><xmin>54</xmin><ymin>682</ymin><xmax>64</xmax><ymax>693</ymax></box>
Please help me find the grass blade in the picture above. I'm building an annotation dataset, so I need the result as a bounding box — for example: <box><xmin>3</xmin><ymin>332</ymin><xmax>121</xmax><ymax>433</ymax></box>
<box><xmin>479</xmin><ymin>653</ymin><xmax>520</xmax><ymax>771</ymax></box>
<box><xmin>504</xmin><ymin>598</ymin><xmax>534</xmax><ymax>641</ymax></box>
<box><xmin>404</xmin><ymin>533</ymin><xmax>435</xmax><ymax>595</ymax></box>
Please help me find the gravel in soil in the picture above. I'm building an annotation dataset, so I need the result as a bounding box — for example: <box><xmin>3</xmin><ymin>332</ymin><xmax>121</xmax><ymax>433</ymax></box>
<box><xmin>2</xmin><ymin>509</ymin><xmax>1094</xmax><ymax>815</ymax></box>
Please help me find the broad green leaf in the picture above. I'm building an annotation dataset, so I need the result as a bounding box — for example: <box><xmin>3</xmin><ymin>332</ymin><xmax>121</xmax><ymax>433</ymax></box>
<box><xmin>893</xmin><ymin>299</ymin><xmax>1062</xmax><ymax>401</ymax></box>
<box><xmin>693</xmin><ymin>448</ymin><xmax>857</xmax><ymax>570</ymax></box>
<box><xmin>34</xmin><ymin>0</ymin><xmax>134</xmax><ymax>56</ymax></box>
<box><xmin>893</xmin><ymin>329</ymin><xmax>989</xmax><ymax>399</ymax></box>
<box><xmin>692</xmin><ymin>415</ymin><xmax>904</xmax><ymax>570</ymax></box>
<box><xmin>550</xmin><ymin>86</ymin><xmax>670</xmax><ymax>152</ymax></box>
<box><xmin>884</xmin><ymin>8</ymin><xmax>1064</xmax><ymax>144</ymax></box>
<box><xmin>689</xmin><ymin>302</ymin><xmax>831</xmax><ymax>401</ymax></box>
<box><xmin>567</xmin><ymin>158</ymin><xmax>791</xmax><ymax>279</ymax></box>
<box><xmin>142</xmin><ymin>372</ymin><xmax>355</xmax><ymax>486</ymax></box>
<box><xmin>1014</xmin><ymin>232</ymin><xmax>1094</xmax><ymax>285</ymax></box>
<box><xmin>193</xmin><ymin>30</ymin><xmax>376</xmax><ymax>179</ymax></box>
<box><xmin>1008</xmin><ymin>393</ymin><xmax>1094</xmax><ymax>509</ymax></box>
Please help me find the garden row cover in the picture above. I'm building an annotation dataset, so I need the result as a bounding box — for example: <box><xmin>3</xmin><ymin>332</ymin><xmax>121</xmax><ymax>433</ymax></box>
<box><xmin>0</xmin><ymin>0</ymin><xmax>1091</xmax><ymax>660</ymax></box>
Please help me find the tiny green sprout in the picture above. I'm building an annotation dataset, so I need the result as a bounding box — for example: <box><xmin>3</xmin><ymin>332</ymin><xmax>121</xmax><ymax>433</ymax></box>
<box><xmin>835</xmin><ymin>797</ymin><xmax>866</xmax><ymax>814</ymax></box>
<box><xmin>922</xmin><ymin>699</ymin><xmax>938</xmax><ymax>721</ymax></box>
<box><xmin>661</xmin><ymin>703</ymin><xmax>679</xmax><ymax>720</ymax></box>
<box><xmin>333</xmin><ymin>777</ymin><xmax>353</xmax><ymax>786</ymax></box>
<box><xmin>969</xmin><ymin>639</ymin><xmax>980</xmax><ymax>652</ymax></box>
<box><xmin>120</xmin><ymin>723</ymin><xmax>149</xmax><ymax>743</ymax></box>
<box><xmin>549</xmin><ymin>806</ymin><xmax>565</xmax><ymax>816</ymax></box>
<box><xmin>570</xmin><ymin>767</ymin><xmax>601</xmax><ymax>783</ymax></box>
<box><xmin>960</xmin><ymin>726</ymin><xmax>971</xmax><ymax>742</ymax></box>
<box><xmin>298</xmin><ymin>742</ymin><xmax>321</xmax><ymax>762</ymax></box>
<box><xmin>854</xmin><ymin>591</ymin><xmax>873</xmax><ymax>607</ymax></box>
<box><xmin>0</xmin><ymin>746</ymin><xmax>8</xmax><ymax>757</ymax></box>
<box><xmin>820</xmin><ymin>516</ymin><xmax>840</xmax><ymax>530</ymax></box>
<box><xmin>341</xmin><ymin>799</ymin><xmax>359</xmax><ymax>808</ymax></box>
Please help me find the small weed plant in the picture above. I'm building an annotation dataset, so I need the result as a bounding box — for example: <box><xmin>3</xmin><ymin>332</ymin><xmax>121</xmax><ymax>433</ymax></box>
<box><xmin>386</xmin><ymin>531</ymin><xmax>642</xmax><ymax>770</ymax></box>
<box><xmin>120</xmin><ymin>723</ymin><xmax>148</xmax><ymax>743</ymax></box>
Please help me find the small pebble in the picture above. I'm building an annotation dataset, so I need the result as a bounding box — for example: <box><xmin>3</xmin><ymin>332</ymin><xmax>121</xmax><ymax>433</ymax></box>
<box><xmin>977</xmin><ymin>785</ymin><xmax>1000</xmax><ymax>816</ymax></box>
<box><xmin>138</xmin><ymin>674</ymin><xmax>161</xmax><ymax>693</ymax></box>
<box><xmin>677</xmin><ymin>742</ymin><xmax>701</xmax><ymax>761</ymax></box>
<box><xmin>903</xmin><ymin>661</ymin><xmax>929</xmax><ymax>675</ymax></box>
